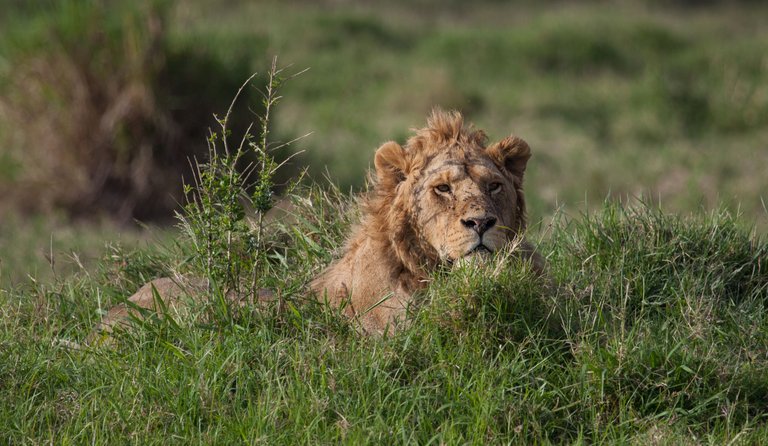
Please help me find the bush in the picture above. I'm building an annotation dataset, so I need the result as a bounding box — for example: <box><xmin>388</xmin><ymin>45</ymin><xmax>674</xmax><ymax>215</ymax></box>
<box><xmin>0</xmin><ymin>0</ymin><xmax>264</xmax><ymax>222</ymax></box>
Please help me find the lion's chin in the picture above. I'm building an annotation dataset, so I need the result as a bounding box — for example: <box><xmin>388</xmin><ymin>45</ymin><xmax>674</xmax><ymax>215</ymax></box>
<box><xmin>450</xmin><ymin>245</ymin><xmax>493</xmax><ymax>268</ymax></box>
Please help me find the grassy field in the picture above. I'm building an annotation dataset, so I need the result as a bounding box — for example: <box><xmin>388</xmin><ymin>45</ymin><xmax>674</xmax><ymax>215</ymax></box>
<box><xmin>2</xmin><ymin>191</ymin><xmax>767</xmax><ymax>443</ymax></box>
<box><xmin>1</xmin><ymin>0</ymin><xmax>768</xmax><ymax>443</ymax></box>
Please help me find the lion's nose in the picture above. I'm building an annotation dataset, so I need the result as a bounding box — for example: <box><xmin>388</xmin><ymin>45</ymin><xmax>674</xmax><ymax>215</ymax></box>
<box><xmin>461</xmin><ymin>216</ymin><xmax>497</xmax><ymax>236</ymax></box>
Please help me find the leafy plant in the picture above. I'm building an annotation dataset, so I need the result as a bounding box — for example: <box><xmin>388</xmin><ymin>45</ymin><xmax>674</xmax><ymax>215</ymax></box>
<box><xmin>177</xmin><ymin>58</ymin><xmax>306</xmax><ymax>301</ymax></box>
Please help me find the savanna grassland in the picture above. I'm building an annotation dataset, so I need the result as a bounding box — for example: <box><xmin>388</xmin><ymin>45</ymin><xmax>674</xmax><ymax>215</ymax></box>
<box><xmin>1</xmin><ymin>0</ymin><xmax>767</xmax><ymax>444</ymax></box>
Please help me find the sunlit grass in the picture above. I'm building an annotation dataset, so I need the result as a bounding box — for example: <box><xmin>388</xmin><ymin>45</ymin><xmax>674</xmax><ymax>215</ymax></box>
<box><xmin>1</xmin><ymin>197</ymin><xmax>766</xmax><ymax>443</ymax></box>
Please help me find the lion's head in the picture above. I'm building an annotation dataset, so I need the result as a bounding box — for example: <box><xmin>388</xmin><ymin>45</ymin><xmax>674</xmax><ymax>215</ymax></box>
<box><xmin>310</xmin><ymin>108</ymin><xmax>537</xmax><ymax>333</ymax></box>
<box><xmin>366</xmin><ymin>109</ymin><xmax>532</xmax><ymax>275</ymax></box>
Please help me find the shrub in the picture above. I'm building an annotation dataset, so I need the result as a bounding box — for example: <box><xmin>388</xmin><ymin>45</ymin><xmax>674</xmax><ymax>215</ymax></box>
<box><xmin>0</xmin><ymin>0</ymin><xmax>263</xmax><ymax>222</ymax></box>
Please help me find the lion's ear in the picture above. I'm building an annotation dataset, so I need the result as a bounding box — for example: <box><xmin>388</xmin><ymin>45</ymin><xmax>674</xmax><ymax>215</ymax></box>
<box><xmin>487</xmin><ymin>136</ymin><xmax>531</xmax><ymax>180</ymax></box>
<box><xmin>374</xmin><ymin>141</ymin><xmax>409</xmax><ymax>184</ymax></box>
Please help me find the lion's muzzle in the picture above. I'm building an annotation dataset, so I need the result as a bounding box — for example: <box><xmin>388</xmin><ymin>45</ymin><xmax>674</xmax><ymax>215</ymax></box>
<box><xmin>460</xmin><ymin>215</ymin><xmax>497</xmax><ymax>236</ymax></box>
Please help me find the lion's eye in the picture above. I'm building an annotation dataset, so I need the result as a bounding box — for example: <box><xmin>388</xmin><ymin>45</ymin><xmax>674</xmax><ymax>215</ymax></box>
<box><xmin>489</xmin><ymin>182</ymin><xmax>502</xmax><ymax>193</ymax></box>
<box><xmin>435</xmin><ymin>184</ymin><xmax>451</xmax><ymax>193</ymax></box>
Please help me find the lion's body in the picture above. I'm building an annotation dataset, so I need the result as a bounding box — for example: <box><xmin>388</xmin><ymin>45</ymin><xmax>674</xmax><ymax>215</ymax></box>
<box><xmin>310</xmin><ymin>220</ymin><xmax>421</xmax><ymax>334</ymax></box>
<box><xmin>90</xmin><ymin>277</ymin><xmax>201</xmax><ymax>341</ymax></box>
<box><xmin>96</xmin><ymin>109</ymin><xmax>542</xmax><ymax>338</ymax></box>
<box><xmin>91</xmin><ymin>277</ymin><xmax>271</xmax><ymax>343</ymax></box>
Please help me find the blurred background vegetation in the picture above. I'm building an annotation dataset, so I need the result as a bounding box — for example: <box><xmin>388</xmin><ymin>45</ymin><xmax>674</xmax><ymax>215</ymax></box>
<box><xmin>1</xmin><ymin>0</ymin><xmax>766</xmax><ymax>283</ymax></box>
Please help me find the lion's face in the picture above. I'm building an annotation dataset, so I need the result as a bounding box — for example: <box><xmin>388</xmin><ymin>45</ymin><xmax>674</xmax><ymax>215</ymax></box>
<box><xmin>412</xmin><ymin>149</ymin><xmax>522</xmax><ymax>261</ymax></box>
<box><xmin>370</xmin><ymin>110</ymin><xmax>531</xmax><ymax>271</ymax></box>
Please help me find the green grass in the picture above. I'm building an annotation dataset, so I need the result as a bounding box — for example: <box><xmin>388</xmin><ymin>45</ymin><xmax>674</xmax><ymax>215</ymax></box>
<box><xmin>2</xmin><ymin>1</ymin><xmax>768</xmax><ymax>443</ymax></box>
<box><xmin>0</xmin><ymin>214</ymin><xmax>177</xmax><ymax>286</ymax></box>
<box><xmin>1</xmin><ymin>194</ymin><xmax>766</xmax><ymax>443</ymax></box>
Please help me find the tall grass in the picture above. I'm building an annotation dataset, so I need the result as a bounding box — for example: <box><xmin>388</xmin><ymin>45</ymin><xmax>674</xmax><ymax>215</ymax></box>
<box><xmin>1</xmin><ymin>195</ymin><xmax>766</xmax><ymax>443</ymax></box>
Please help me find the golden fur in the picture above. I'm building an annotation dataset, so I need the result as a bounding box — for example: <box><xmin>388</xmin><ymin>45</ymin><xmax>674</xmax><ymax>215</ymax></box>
<box><xmin>90</xmin><ymin>277</ymin><xmax>271</xmax><ymax>344</ymax></box>
<box><xmin>96</xmin><ymin>109</ymin><xmax>542</xmax><ymax>338</ymax></box>
<box><xmin>310</xmin><ymin>109</ymin><xmax>543</xmax><ymax>334</ymax></box>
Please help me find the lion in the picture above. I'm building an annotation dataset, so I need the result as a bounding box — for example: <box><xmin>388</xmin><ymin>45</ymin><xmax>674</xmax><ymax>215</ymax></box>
<box><xmin>310</xmin><ymin>109</ymin><xmax>543</xmax><ymax>334</ymax></box>
<box><xmin>94</xmin><ymin>109</ymin><xmax>542</xmax><ymax>338</ymax></box>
